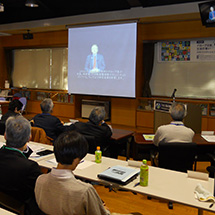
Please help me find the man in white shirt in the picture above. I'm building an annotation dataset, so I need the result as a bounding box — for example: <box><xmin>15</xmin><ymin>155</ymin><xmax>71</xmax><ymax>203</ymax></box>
<box><xmin>153</xmin><ymin>102</ymin><xmax>195</xmax><ymax>146</ymax></box>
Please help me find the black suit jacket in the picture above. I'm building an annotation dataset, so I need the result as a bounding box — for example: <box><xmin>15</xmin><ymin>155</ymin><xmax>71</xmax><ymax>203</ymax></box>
<box><xmin>74</xmin><ymin>121</ymin><xmax>112</xmax><ymax>151</ymax></box>
<box><xmin>0</xmin><ymin>111</ymin><xmax>20</xmax><ymax>135</ymax></box>
<box><xmin>0</xmin><ymin>146</ymin><xmax>41</xmax><ymax>202</ymax></box>
<box><xmin>1</xmin><ymin>110</ymin><xmax>19</xmax><ymax>123</ymax></box>
<box><xmin>32</xmin><ymin>113</ymin><xmax>75</xmax><ymax>141</ymax></box>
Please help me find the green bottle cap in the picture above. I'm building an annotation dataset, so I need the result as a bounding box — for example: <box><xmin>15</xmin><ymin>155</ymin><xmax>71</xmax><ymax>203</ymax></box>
<box><xmin>142</xmin><ymin>159</ymin><xmax>147</xmax><ymax>164</ymax></box>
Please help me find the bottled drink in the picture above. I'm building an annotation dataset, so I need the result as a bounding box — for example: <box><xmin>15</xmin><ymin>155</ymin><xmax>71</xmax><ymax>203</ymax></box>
<box><xmin>5</xmin><ymin>80</ymin><xmax>9</xmax><ymax>89</ymax></box>
<box><xmin>140</xmin><ymin>159</ymin><xmax>148</xmax><ymax>186</ymax></box>
<box><xmin>95</xmin><ymin>146</ymin><xmax>102</xmax><ymax>163</ymax></box>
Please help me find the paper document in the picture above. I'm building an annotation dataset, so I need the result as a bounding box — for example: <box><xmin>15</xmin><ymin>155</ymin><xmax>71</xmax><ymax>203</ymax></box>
<box><xmin>46</xmin><ymin>158</ymin><xmax>58</xmax><ymax>165</ymax></box>
<box><xmin>143</xmin><ymin>134</ymin><xmax>155</xmax><ymax>141</ymax></box>
<box><xmin>76</xmin><ymin>160</ymin><xmax>94</xmax><ymax>170</ymax></box>
<box><xmin>28</xmin><ymin>143</ymin><xmax>46</xmax><ymax>157</ymax></box>
<box><xmin>0</xmin><ymin>142</ymin><xmax>5</xmax><ymax>148</ymax></box>
<box><xmin>201</xmin><ymin>135</ymin><xmax>215</xmax><ymax>142</ymax></box>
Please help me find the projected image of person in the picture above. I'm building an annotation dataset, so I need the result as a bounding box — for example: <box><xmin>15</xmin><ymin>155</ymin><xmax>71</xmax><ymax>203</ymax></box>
<box><xmin>85</xmin><ymin>44</ymin><xmax>105</xmax><ymax>73</ymax></box>
<box><xmin>209</xmin><ymin>6</ymin><xmax>215</xmax><ymax>21</ymax></box>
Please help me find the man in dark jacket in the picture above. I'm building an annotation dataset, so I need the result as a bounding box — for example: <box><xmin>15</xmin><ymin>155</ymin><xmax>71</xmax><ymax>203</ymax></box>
<box><xmin>0</xmin><ymin>115</ymin><xmax>43</xmax><ymax>214</ymax></box>
<box><xmin>31</xmin><ymin>98</ymin><xmax>74</xmax><ymax>142</ymax></box>
<box><xmin>1</xmin><ymin>99</ymin><xmax>23</xmax><ymax>123</ymax></box>
<box><xmin>74</xmin><ymin>107</ymin><xmax>114</xmax><ymax>156</ymax></box>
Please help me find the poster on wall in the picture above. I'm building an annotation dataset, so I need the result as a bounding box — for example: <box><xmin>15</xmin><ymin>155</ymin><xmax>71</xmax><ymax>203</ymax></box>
<box><xmin>159</xmin><ymin>41</ymin><xmax>191</xmax><ymax>62</ymax></box>
<box><xmin>190</xmin><ymin>40</ymin><xmax>215</xmax><ymax>61</ymax></box>
<box><xmin>158</xmin><ymin>40</ymin><xmax>215</xmax><ymax>62</ymax></box>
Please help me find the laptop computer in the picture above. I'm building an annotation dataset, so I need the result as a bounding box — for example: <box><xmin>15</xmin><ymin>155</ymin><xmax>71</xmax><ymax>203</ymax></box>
<box><xmin>97</xmin><ymin>165</ymin><xmax>140</xmax><ymax>185</ymax></box>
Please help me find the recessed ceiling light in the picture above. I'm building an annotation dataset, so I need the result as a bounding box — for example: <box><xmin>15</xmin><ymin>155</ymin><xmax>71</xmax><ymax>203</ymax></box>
<box><xmin>25</xmin><ymin>0</ymin><xmax>39</xmax><ymax>7</ymax></box>
<box><xmin>0</xmin><ymin>3</ymin><xmax>4</xmax><ymax>12</ymax></box>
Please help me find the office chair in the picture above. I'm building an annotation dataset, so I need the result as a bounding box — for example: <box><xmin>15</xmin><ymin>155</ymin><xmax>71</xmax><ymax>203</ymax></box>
<box><xmin>151</xmin><ymin>141</ymin><xmax>197</xmax><ymax>209</ymax></box>
<box><xmin>83</xmin><ymin>135</ymin><xmax>96</xmax><ymax>154</ymax></box>
<box><xmin>0</xmin><ymin>121</ymin><xmax>5</xmax><ymax>135</ymax></box>
<box><xmin>31</xmin><ymin>127</ymin><xmax>53</xmax><ymax>145</ymax></box>
<box><xmin>205</xmin><ymin>152</ymin><xmax>215</xmax><ymax>178</ymax></box>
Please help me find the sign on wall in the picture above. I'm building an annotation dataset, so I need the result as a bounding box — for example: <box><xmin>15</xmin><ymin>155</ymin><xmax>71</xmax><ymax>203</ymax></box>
<box><xmin>158</xmin><ymin>40</ymin><xmax>215</xmax><ymax>62</ymax></box>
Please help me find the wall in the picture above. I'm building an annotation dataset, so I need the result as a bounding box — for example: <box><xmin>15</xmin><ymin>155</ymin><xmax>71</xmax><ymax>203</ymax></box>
<box><xmin>1</xmin><ymin>13</ymin><xmax>215</xmax><ymax>129</ymax></box>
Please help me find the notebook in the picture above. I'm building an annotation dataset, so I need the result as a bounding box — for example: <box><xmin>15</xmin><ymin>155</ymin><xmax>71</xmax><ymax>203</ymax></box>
<box><xmin>97</xmin><ymin>165</ymin><xmax>140</xmax><ymax>185</ymax></box>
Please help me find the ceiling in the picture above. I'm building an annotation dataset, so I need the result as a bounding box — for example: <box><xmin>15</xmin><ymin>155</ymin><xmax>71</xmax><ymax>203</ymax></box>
<box><xmin>0</xmin><ymin>0</ymin><xmax>205</xmax><ymax>25</ymax></box>
<box><xmin>0</xmin><ymin>0</ymin><xmax>206</xmax><ymax>35</ymax></box>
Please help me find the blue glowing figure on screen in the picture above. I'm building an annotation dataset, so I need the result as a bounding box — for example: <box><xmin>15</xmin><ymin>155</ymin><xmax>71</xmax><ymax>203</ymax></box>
<box><xmin>209</xmin><ymin>7</ymin><xmax>215</xmax><ymax>20</ymax></box>
<box><xmin>85</xmin><ymin>44</ymin><xmax>105</xmax><ymax>73</ymax></box>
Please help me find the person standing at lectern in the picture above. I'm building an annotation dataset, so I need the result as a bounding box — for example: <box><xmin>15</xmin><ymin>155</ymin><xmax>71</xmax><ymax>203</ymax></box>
<box><xmin>85</xmin><ymin>44</ymin><xmax>105</xmax><ymax>73</ymax></box>
<box><xmin>153</xmin><ymin>102</ymin><xmax>195</xmax><ymax>146</ymax></box>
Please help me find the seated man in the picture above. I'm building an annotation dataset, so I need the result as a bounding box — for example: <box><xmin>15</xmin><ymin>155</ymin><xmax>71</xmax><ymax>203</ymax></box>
<box><xmin>31</xmin><ymin>98</ymin><xmax>74</xmax><ymax>142</ymax></box>
<box><xmin>0</xmin><ymin>116</ymin><xmax>43</xmax><ymax>215</ymax></box>
<box><xmin>74</xmin><ymin>107</ymin><xmax>113</xmax><ymax>155</ymax></box>
<box><xmin>35</xmin><ymin>131</ymin><xmax>111</xmax><ymax>215</ymax></box>
<box><xmin>153</xmin><ymin>102</ymin><xmax>195</xmax><ymax>146</ymax></box>
<box><xmin>0</xmin><ymin>99</ymin><xmax>23</xmax><ymax>123</ymax></box>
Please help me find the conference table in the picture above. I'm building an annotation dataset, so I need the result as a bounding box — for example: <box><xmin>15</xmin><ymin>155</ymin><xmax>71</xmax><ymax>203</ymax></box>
<box><xmin>1</xmin><ymin>135</ymin><xmax>214</xmax><ymax>215</ymax></box>
<box><xmin>38</xmin><ymin>151</ymin><xmax>215</xmax><ymax>215</ymax></box>
<box><xmin>133</xmin><ymin>133</ymin><xmax>215</xmax><ymax>161</ymax></box>
<box><xmin>0</xmin><ymin>208</ymin><xmax>16</xmax><ymax>215</ymax></box>
<box><xmin>111</xmin><ymin>128</ymin><xmax>134</xmax><ymax>159</ymax></box>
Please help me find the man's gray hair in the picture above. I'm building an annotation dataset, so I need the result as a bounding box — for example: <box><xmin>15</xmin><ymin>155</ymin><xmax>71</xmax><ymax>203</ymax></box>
<box><xmin>89</xmin><ymin>107</ymin><xmax>106</xmax><ymax>125</ymax></box>
<box><xmin>169</xmin><ymin>103</ymin><xmax>186</xmax><ymax>121</ymax></box>
<box><xmin>6</xmin><ymin>116</ymin><xmax>31</xmax><ymax>148</ymax></box>
<box><xmin>40</xmin><ymin>98</ymin><xmax>54</xmax><ymax>113</ymax></box>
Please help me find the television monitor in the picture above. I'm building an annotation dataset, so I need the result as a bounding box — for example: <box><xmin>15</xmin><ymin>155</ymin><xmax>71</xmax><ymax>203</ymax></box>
<box><xmin>68</xmin><ymin>22</ymin><xmax>137</xmax><ymax>98</ymax></box>
<box><xmin>199</xmin><ymin>1</ymin><xmax>215</xmax><ymax>27</ymax></box>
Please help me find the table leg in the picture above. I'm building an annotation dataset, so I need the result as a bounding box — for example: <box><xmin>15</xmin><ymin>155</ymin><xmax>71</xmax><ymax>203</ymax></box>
<box><xmin>198</xmin><ymin>208</ymin><xmax>203</xmax><ymax>215</ymax></box>
<box><xmin>126</xmin><ymin>136</ymin><xmax>133</xmax><ymax>160</ymax></box>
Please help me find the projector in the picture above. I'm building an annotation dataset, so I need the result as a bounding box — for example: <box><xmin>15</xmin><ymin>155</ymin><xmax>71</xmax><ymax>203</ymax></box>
<box><xmin>0</xmin><ymin>3</ymin><xmax>4</xmax><ymax>12</ymax></box>
<box><xmin>23</xmin><ymin>33</ymin><xmax>33</xmax><ymax>40</ymax></box>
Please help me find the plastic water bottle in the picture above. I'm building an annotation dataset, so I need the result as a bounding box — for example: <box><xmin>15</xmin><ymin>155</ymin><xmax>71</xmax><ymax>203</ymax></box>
<box><xmin>95</xmin><ymin>146</ymin><xmax>102</xmax><ymax>163</ymax></box>
<box><xmin>140</xmin><ymin>159</ymin><xmax>148</xmax><ymax>186</ymax></box>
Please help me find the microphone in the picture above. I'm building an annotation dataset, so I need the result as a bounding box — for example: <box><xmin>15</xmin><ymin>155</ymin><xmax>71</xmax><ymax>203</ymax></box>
<box><xmin>171</xmin><ymin>89</ymin><xmax>177</xmax><ymax>98</ymax></box>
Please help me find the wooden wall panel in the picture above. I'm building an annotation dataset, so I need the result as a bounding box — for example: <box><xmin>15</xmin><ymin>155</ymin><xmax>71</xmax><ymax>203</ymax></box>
<box><xmin>111</xmin><ymin>98</ymin><xmax>136</xmax><ymax>127</ymax></box>
<box><xmin>136</xmin><ymin>24</ymin><xmax>144</xmax><ymax>97</ymax></box>
<box><xmin>52</xmin><ymin>103</ymin><xmax>75</xmax><ymax>118</ymax></box>
<box><xmin>26</xmin><ymin>100</ymin><xmax>75</xmax><ymax>119</ymax></box>
<box><xmin>201</xmin><ymin>117</ymin><xmax>208</xmax><ymax>131</ymax></box>
<box><xmin>0</xmin><ymin>38</ymin><xmax>7</xmax><ymax>88</ymax></box>
<box><xmin>139</xmin><ymin>20</ymin><xmax>215</xmax><ymax>41</ymax></box>
<box><xmin>26</xmin><ymin>100</ymin><xmax>41</xmax><ymax>114</ymax></box>
<box><xmin>207</xmin><ymin>118</ymin><xmax>215</xmax><ymax>131</ymax></box>
<box><xmin>2</xmin><ymin>30</ymin><xmax>68</xmax><ymax>48</ymax></box>
<box><xmin>136</xmin><ymin>111</ymin><xmax>154</xmax><ymax>128</ymax></box>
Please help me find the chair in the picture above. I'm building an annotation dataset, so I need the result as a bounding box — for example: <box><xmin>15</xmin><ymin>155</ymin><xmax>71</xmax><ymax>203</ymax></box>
<box><xmin>83</xmin><ymin>135</ymin><xmax>96</xmax><ymax>154</ymax></box>
<box><xmin>31</xmin><ymin>127</ymin><xmax>53</xmax><ymax>145</ymax></box>
<box><xmin>19</xmin><ymin>97</ymin><xmax>27</xmax><ymax>114</ymax></box>
<box><xmin>0</xmin><ymin>191</ymin><xmax>25</xmax><ymax>215</ymax></box>
<box><xmin>151</xmin><ymin>142</ymin><xmax>197</xmax><ymax>209</ymax></box>
<box><xmin>0</xmin><ymin>121</ymin><xmax>5</xmax><ymax>135</ymax></box>
<box><xmin>205</xmin><ymin>152</ymin><xmax>215</xmax><ymax>178</ymax></box>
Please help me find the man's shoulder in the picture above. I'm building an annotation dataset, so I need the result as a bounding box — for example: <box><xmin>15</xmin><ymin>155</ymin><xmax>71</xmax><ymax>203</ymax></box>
<box><xmin>157</xmin><ymin>124</ymin><xmax>170</xmax><ymax>130</ymax></box>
